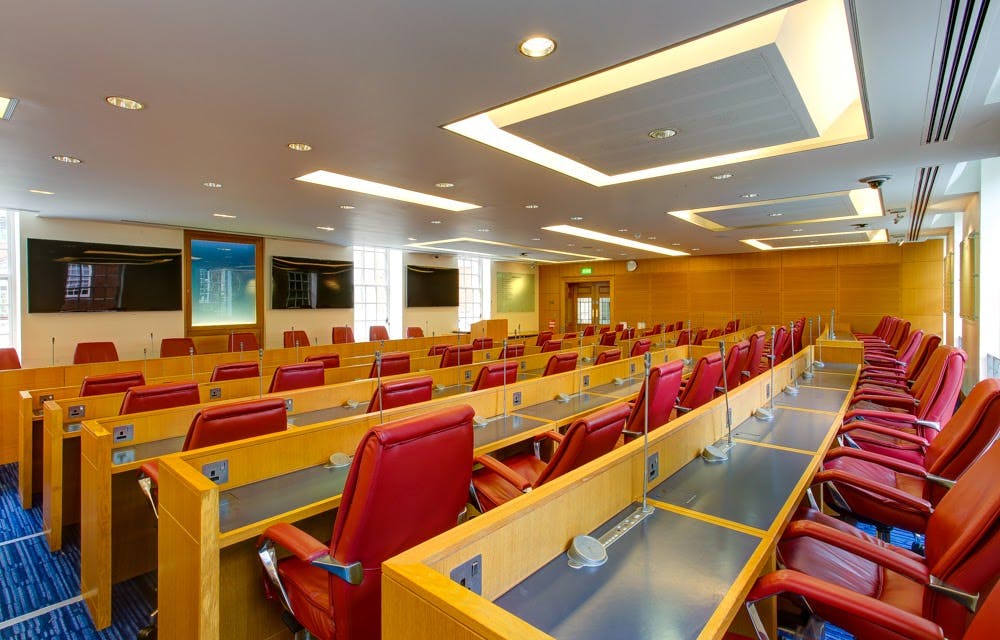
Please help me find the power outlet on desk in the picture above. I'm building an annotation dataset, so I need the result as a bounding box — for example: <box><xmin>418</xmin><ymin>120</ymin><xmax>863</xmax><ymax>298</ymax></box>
<box><xmin>202</xmin><ymin>460</ymin><xmax>229</xmax><ymax>484</ymax></box>
<box><xmin>583</xmin><ymin>374</ymin><xmax>590</xmax><ymax>388</ymax></box>
<box><xmin>68</xmin><ymin>404</ymin><xmax>85</xmax><ymax>419</ymax></box>
<box><xmin>485</xmin><ymin>352</ymin><xmax>492</xmax><ymax>360</ymax></box>
<box><xmin>450</xmin><ymin>554</ymin><xmax>482</xmax><ymax>595</ymax></box>
<box><xmin>520</xmin><ymin>360</ymin><xmax>527</xmax><ymax>370</ymax></box>
<box><xmin>285</xmin><ymin>398</ymin><xmax>294</xmax><ymax>412</ymax></box>
<box><xmin>630</xmin><ymin>363</ymin><xmax>636</xmax><ymax>374</ymax></box>
<box><xmin>209</xmin><ymin>387</ymin><xmax>222</xmax><ymax>399</ymax></box>
<box><xmin>465</xmin><ymin>369</ymin><xmax>472</xmax><ymax>381</ymax></box>
<box><xmin>112</xmin><ymin>424</ymin><xmax>134</xmax><ymax>444</ymax></box>
<box><xmin>647</xmin><ymin>452</ymin><xmax>659</xmax><ymax>483</ymax></box>
<box><xmin>39</xmin><ymin>394</ymin><xmax>54</xmax><ymax>404</ymax></box>
<box><xmin>765</xmin><ymin>383</ymin><xmax>772</xmax><ymax>399</ymax></box>
<box><xmin>512</xmin><ymin>391</ymin><xmax>522</xmax><ymax>407</ymax></box>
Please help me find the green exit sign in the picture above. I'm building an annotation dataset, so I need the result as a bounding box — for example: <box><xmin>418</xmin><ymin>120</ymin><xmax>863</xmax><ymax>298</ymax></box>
<box><xmin>580</xmin><ymin>267</ymin><xmax>593</xmax><ymax>275</ymax></box>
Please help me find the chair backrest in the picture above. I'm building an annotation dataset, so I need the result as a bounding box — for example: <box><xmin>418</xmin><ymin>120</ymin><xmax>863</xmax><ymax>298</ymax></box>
<box><xmin>210</xmin><ymin>361</ymin><xmax>259</xmax><ymax>382</ymax></box>
<box><xmin>594</xmin><ymin>348</ymin><xmax>621</xmax><ymax>366</ymax></box>
<box><xmin>471</xmin><ymin>361</ymin><xmax>518</xmax><ymax>391</ymax></box>
<box><xmin>582</xmin><ymin>326</ymin><xmax>596</xmax><ymax>337</ymax></box>
<box><xmin>427</xmin><ymin>344</ymin><xmax>449</xmax><ymax>357</ymax></box>
<box><xmin>966</xmin><ymin>584</ymin><xmax>1000</xmax><ymax>640</ymax></box>
<box><xmin>268</xmin><ymin>362</ymin><xmax>326</xmax><ymax>393</ymax></box>
<box><xmin>472</xmin><ymin>337</ymin><xmax>493</xmax><ymax>350</ymax></box>
<box><xmin>615</xmin><ymin>323</ymin><xmax>625</xmax><ymax>332</ymax></box>
<box><xmin>677</xmin><ymin>353</ymin><xmax>724</xmax><ymax>411</ymax></box>
<box><xmin>540</xmin><ymin>339</ymin><xmax>562</xmax><ymax>353</ymax></box>
<box><xmin>120</xmin><ymin>381</ymin><xmax>200</xmax><ymax>415</ymax></box>
<box><xmin>906</xmin><ymin>333</ymin><xmax>942</xmax><ymax>382</ymax></box>
<box><xmin>328</xmin><ymin>405</ymin><xmax>473</xmax><ymax>640</ymax></box>
<box><xmin>282</xmin><ymin>330</ymin><xmax>310</xmax><ymax>348</ymax></box>
<box><xmin>367</xmin><ymin>375</ymin><xmax>434</xmax><ymax>413</ymax></box>
<box><xmin>439</xmin><ymin>344</ymin><xmax>474</xmax><ymax>368</ymax></box>
<box><xmin>621</xmin><ymin>327</ymin><xmax>636</xmax><ymax>340</ymax></box>
<box><xmin>535</xmin><ymin>331</ymin><xmax>553</xmax><ymax>347</ymax></box>
<box><xmin>868</xmin><ymin>314</ymin><xmax>891</xmax><ymax>338</ymax></box>
<box><xmin>599</xmin><ymin>326</ymin><xmax>611</xmax><ymax>334</ymax></box>
<box><xmin>890</xmin><ymin>329</ymin><xmax>924</xmax><ymax>364</ymax></box>
<box><xmin>665</xmin><ymin>323</ymin><xmax>676</xmax><ymax>332</ymax></box>
<box><xmin>746</xmin><ymin>331</ymin><xmax>767</xmax><ymax>378</ymax></box>
<box><xmin>498</xmin><ymin>343</ymin><xmax>525</xmax><ymax>359</ymax></box>
<box><xmin>724</xmin><ymin>320</ymin><xmax>736</xmax><ymax>334</ymax></box>
<box><xmin>630</xmin><ymin>338</ymin><xmax>652</xmax><ymax>358</ymax></box>
<box><xmin>406</xmin><ymin>326</ymin><xmax>424</xmax><ymax>338</ymax></box>
<box><xmin>182</xmin><ymin>398</ymin><xmax>287</xmax><ymax>451</ymax></box>
<box><xmin>159</xmin><ymin>338</ymin><xmax>196</xmax><ymax>358</ymax></box>
<box><xmin>599</xmin><ymin>332</ymin><xmax>617</xmax><ymax>347</ymax></box>
<box><xmin>79</xmin><ymin>371</ymin><xmax>145</xmax><ymax>397</ymax></box>
<box><xmin>692</xmin><ymin>329</ymin><xmax>708</xmax><ymax>345</ymax></box>
<box><xmin>534</xmin><ymin>403</ymin><xmax>631</xmax><ymax>487</ymax></box>
<box><xmin>73</xmin><ymin>341</ymin><xmax>119</xmax><ymax>364</ymax></box>
<box><xmin>675</xmin><ymin>330</ymin><xmax>691</xmax><ymax>347</ymax></box>
<box><xmin>707</xmin><ymin>328</ymin><xmax>722</xmax><ymax>339</ymax></box>
<box><xmin>650</xmin><ymin>324</ymin><xmax>663</xmax><ymax>335</ymax></box>
<box><xmin>625</xmin><ymin>361</ymin><xmax>684</xmax><ymax>436</ymax></box>
<box><xmin>369</xmin><ymin>325</ymin><xmax>389</xmax><ymax>341</ymax></box>
<box><xmin>228</xmin><ymin>332</ymin><xmax>259</xmax><ymax>352</ymax></box>
<box><xmin>542</xmin><ymin>352</ymin><xmax>578</xmax><ymax>377</ymax></box>
<box><xmin>563</xmin><ymin>332</ymin><xmax>577</xmax><ymax>340</ymax></box>
<box><xmin>722</xmin><ymin>340</ymin><xmax>750</xmax><ymax>390</ymax></box>
<box><xmin>332</xmin><ymin>326</ymin><xmax>355</xmax><ymax>344</ymax></box>
<box><xmin>0</xmin><ymin>347</ymin><xmax>21</xmax><ymax>370</ymax></box>
<box><xmin>887</xmin><ymin>320</ymin><xmax>911</xmax><ymax>350</ymax></box>
<box><xmin>369</xmin><ymin>352</ymin><xmax>410</xmax><ymax>378</ymax></box>
<box><xmin>911</xmin><ymin>347</ymin><xmax>967</xmax><ymax>427</ymax></box>
<box><xmin>304</xmin><ymin>353</ymin><xmax>341</xmax><ymax>369</ymax></box>
<box><xmin>771</xmin><ymin>326</ymin><xmax>791</xmax><ymax>364</ymax></box>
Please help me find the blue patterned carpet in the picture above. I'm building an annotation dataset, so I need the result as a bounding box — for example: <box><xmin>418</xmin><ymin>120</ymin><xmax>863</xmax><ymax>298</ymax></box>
<box><xmin>0</xmin><ymin>462</ymin><xmax>153</xmax><ymax>639</ymax></box>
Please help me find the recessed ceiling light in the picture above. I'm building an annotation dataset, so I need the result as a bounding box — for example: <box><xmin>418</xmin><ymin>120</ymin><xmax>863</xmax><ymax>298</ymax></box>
<box><xmin>519</xmin><ymin>36</ymin><xmax>556</xmax><ymax>58</ymax></box>
<box><xmin>339</xmin><ymin>205</ymin><xmax>355</xmax><ymax>210</ymax></box>
<box><xmin>28</xmin><ymin>189</ymin><xmax>55</xmax><ymax>195</ymax></box>
<box><xmin>768</xmin><ymin>212</ymin><xmax>783</xmax><ymax>217</ymax></box>
<box><xmin>477</xmin><ymin>228</ymin><xmax>491</xmax><ymax>232</ymax></box>
<box><xmin>105</xmin><ymin>95</ymin><xmax>145</xmax><ymax>110</ymax></box>
<box><xmin>202</xmin><ymin>181</ymin><xmax>222</xmax><ymax>188</ymax></box>
<box><xmin>647</xmin><ymin>235</ymin><xmax>657</xmax><ymax>240</ymax></box>
<box><xmin>712</xmin><ymin>173</ymin><xmax>733</xmax><ymax>180</ymax></box>
<box><xmin>316</xmin><ymin>225</ymin><xmax>335</xmax><ymax>231</ymax></box>
<box><xmin>570</xmin><ymin>216</ymin><xmax>584</xmax><ymax>221</ymax></box>
<box><xmin>430</xmin><ymin>220</ymin><xmax>442</xmax><ymax>224</ymax></box>
<box><xmin>809</xmin><ymin>240</ymin><xmax>819</xmax><ymax>243</ymax></box>
<box><xmin>648</xmin><ymin>128</ymin><xmax>677</xmax><ymax>140</ymax></box>
<box><xmin>567</xmin><ymin>243</ymin><xmax>576</xmax><ymax>247</ymax></box>
<box><xmin>296</xmin><ymin>170</ymin><xmax>480</xmax><ymax>212</ymax></box>
<box><xmin>739</xmin><ymin>193</ymin><xmax>759</xmax><ymax>199</ymax></box>
<box><xmin>525</xmin><ymin>204</ymin><xmax>539</xmax><ymax>209</ymax></box>
<box><xmin>543</xmin><ymin>225</ymin><xmax>687</xmax><ymax>257</ymax></box>
<box><xmin>671</xmin><ymin>242</ymin><xmax>681</xmax><ymax>246</ymax></box>
<box><xmin>434</xmin><ymin>182</ymin><xmax>454</xmax><ymax>188</ymax></box>
<box><xmin>617</xmin><ymin>228</ymin><xmax>628</xmax><ymax>233</ymax></box>
<box><xmin>691</xmin><ymin>248</ymin><xmax>701</xmax><ymax>251</ymax></box>
<box><xmin>0</xmin><ymin>96</ymin><xmax>19</xmax><ymax>121</ymax></box>
<box><xmin>287</xmin><ymin>142</ymin><xmax>312</xmax><ymax>152</ymax></box>
<box><xmin>52</xmin><ymin>155</ymin><xmax>82</xmax><ymax>164</ymax></box>
<box><xmin>407</xmin><ymin>237</ymin><xmax>417</xmax><ymax>241</ymax></box>
<box><xmin>792</xmin><ymin>228</ymin><xmax>804</xmax><ymax>232</ymax></box>
<box><xmin>213</xmin><ymin>213</ymin><xmax>236</xmax><ymax>219</ymax></box>
<box><xmin>620</xmin><ymin>252</ymin><xmax>628</xmax><ymax>256</ymax></box>
<box><xmin>531</xmin><ymin>237</ymin><xmax>541</xmax><ymax>241</ymax></box>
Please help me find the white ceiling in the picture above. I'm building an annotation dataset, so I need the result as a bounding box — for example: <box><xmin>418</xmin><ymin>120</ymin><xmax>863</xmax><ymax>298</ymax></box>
<box><xmin>0</xmin><ymin>0</ymin><xmax>997</xmax><ymax>260</ymax></box>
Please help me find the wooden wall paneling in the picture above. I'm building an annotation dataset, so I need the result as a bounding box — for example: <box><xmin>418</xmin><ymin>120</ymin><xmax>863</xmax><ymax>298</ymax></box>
<box><xmin>612</xmin><ymin>273</ymin><xmax>651</xmax><ymax>328</ymax></box>
<box><xmin>649</xmin><ymin>270</ymin><xmax>689</xmax><ymax>323</ymax></box>
<box><xmin>780</xmin><ymin>247</ymin><xmax>838</xmax><ymax>267</ymax></box>
<box><xmin>837</xmin><ymin>244</ymin><xmax>901</xmax><ymax>265</ymax></box>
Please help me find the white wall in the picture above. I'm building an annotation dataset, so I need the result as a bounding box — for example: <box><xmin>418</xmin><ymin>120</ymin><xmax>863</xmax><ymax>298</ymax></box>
<box><xmin>978</xmin><ymin>157</ymin><xmax>1000</xmax><ymax>382</ymax></box>
<box><xmin>491</xmin><ymin>261</ymin><xmax>538</xmax><ymax>335</ymax></box>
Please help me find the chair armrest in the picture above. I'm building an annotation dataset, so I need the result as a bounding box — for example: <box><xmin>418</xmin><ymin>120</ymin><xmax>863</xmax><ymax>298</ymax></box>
<box><xmin>675</xmin><ymin>404</ymin><xmax>692</xmax><ymax>414</ymax></box>
<box><xmin>535</xmin><ymin>430</ymin><xmax>564</xmax><ymax>445</ymax></box>
<box><xmin>851</xmin><ymin>393</ymin><xmax>917</xmax><ymax>409</ymax></box>
<box><xmin>813</xmin><ymin>469</ymin><xmax>932</xmax><ymax>516</ymax></box>
<box><xmin>259</xmin><ymin>522</ymin><xmax>363</xmax><ymax>585</ymax></box>
<box><xmin>746</xmin><ymin>571</ymin><xmax>943</xmax><ymax>640</ymax></box>
<box><xmin>838</xmin><ymin>421</ymin><xmax>928</xmax><ymax>445</ymax></box>
<box><xmin>824</xmin><ymin>446</ymin><xmax>928</xmax><ymax>475</ymax></box>
<box><xmin>782</xmin><ymin>520</ymin><xmax>930</xmax><ymax>583</ymax></box>
<box><xmin>844</xmin><ymin>409</ymin><xmax>918</xmax><ymax>425</ymax></box>
<box><xmin>475</xmin><ymin>455</ymin><xmax>531</xmax><ymax>492</ymax></box>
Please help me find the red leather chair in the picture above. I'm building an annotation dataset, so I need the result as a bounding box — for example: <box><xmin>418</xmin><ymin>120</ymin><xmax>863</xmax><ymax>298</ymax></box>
<box><xmin>707</xmin><ymin>328</ymin><xmax>722</xmax><ymax>339</ymax></box>
<box><xmin>369</xmin><ymin>325</ymin><xmax>389</xmax><ymax>341</ymax></box>
<box><xmin>630</xmin><ymin>338</ymin><xmax>652</xmax><ymax>358</ymax></box>
<box><xmin>258</xmin><ymin>405</ymin><xmax>474</xmax><ymax>640</ymax></box>
<box><xmin>582</xmin><ymin>326</ymin><xmax>596</xmax><ymax>337</ymax></box>
<box><xmin>542</xmin><ymin>352</ymin><xmax>578</xmax><ymax>376</ymax></box>
<box><xmin>305</xmin><ymin>354</ymin><xmax>341</xmax><ymax>369</ymax></box>
<box><xmin>210</xmin><ymin>361</ymin><xmax>259</xmax><ymax>382</ymax></box>
<box><xmin>535</xmin><ymin>331</ymin><xmax>553</xmax><ymax>347</ymax></box>
<box><xmin>622</xmin><ymin>360</ymin><xmax>684</xmax><ymax>441</ymax></box>
<box><xmin>368</xmin><ymin>352</ymin><xmax>410</xmax><ymax>378</ymax></box>
<box><xmin>719</xmin><ymin>340</ymin><xmax>750</xmax><ymax>392</ymax></box>
<box><xmin>79</xmin><ymin>371</ymin><xmax>146</xmax><ymax>397</ymax></box>
<box><xmin>665</xmin><ymin>323</ymin><xmax>676</xmax><ymax>332</ymax></box>
<box><xmin>119</xmin><ymin>381</ymin><xmax>200</xmax><ymax>415</ymax></box>
<box><xmin>748</xmin><ymin>439</ymin><xmax>1000</xmax><ymax>640</ymax></box>
<box><xmin>854</xmin><ymin>314</ymin><xmax>893</xmax><ymax>340</ymax></box>
<box><xmin>675</xmin><ymin>320</ymin><xmax>683</xmax><ymax>330</ymax></box>
<box><xmin>283</xmin><ymin>330</ymin><xmax>311</xmax><ymax>348</ymax></box>
<box><xmin>743</xmin><ymin>331</ymin><xmax>767</xmax><ymax>380</ymax></box>
<box><xmin>818</xmin><ymin>378</ymin><xmax>1000</xmax><ymax>534</ymax></box>
<box><xmin>540</xmin><ymin>339</ymin><xmax>562</xmax><ymax>353</ymax></box>
<box><xmin>439</xmin><ymin>345</ymin><xmax>473</xmax><ymax>368</ymax></box>
<box><xmin>691</xmin><ymin>328</ymin><xmax>708</xmax><ymax>346</ymax></box>
<box><xmin>498</xmin><ymin>343</ymin><xmax>525</xmax><ymax>359</ymax></box>
<box><xmin>675</xmin><ymin>330</ymin><xmax>691</xmax><ymax>347</ymax></box>
<box><xmin>675</xmin><ymin>353</ymin><xmax>723</xmax><ymax>415</ymax></box>
<box><xmin>598</xmin><ymin>326</ymin><xmax>611</xmax><ymax>334</ymax></box>
<box><xmin>858</xmin><ymin>333</ymin><xmax>941</xmax><ymax>395</ymax></box>
<box><xmin>228</xmin><ymin>332</ymin><xmax>259</xmax><ymax>352</ymax></box>
<box><xmin>406</xmin><ymin>326</ymin><xmax>423</xmax><ymax>338</ymax></box>
<box><xmin>615</xmin><ymin>323</ymin><xmax>625</xmax><ymax>332</ymax></box>
<box><xmin>562</xmin><ymin>332</ymin><xmax>577</xmax><ymax>340</ymax></box>
<box><xmin>73</xmin><ymin>341</ymin><xmax>119</xmax><ymax>364</ymax></box>
<box><xmin>0</xmin><ymin>347</ymin><xmax>21</xmax><ymax>370</ymax></box>
<box><xmin>864</xmin><ymin>329</ymin><xmax>923</xmax><ymax>366</ymax></box>
<box><xmin>768</xmin><ymin>326</ymin><xmax>791</xmax><ymax>365</ymax></box>
<box><xmin>650</xmin><ymin>323</ymin><xmax>663</xmax><ymax>335</ymax></box>
<box><xmin>269</xmin><ymin>362</ymin><xmax>326</xmax><ymax>393</ymax></box>
<box><xmin>159</xmin><ymin>338</ymin><xmax>196</xmax><ymax>358</ymax></box>
<box><xmin>472</xmin><ymin>337</ymin><xmax>493</xmax><ymax>350</ymax></box>
<box><xmin>367</xmin><ymin>376</ymin><xmax>433</xmax><ymax>413</ymax></box>
<box><xmin>332</xmin><ymin>326</ymin><xmax>355</xmax><ymax>344</ymax></box>
<box><xmin>621</xmin><ymin>327</ymin><xmax>636</xmax><ymax>340</ymax></box>
<box><xmin>471</xmin><ymin>361</ymin><xmax>518</xmax><ymax>391</ymax></box>
<box><xmin>427</xmin><ymin>344</ymin><xmax>449</xmax><ymax>357</ymax></box>
<box><xmin>594</xmin><ymin>348</ymin><xmax>621</xmax><ymax>365</ymax></box>
<box><xmin>724</xmin><ymin>320</ymin><xmax>736</xmax><ymax>334</ymax></box>
<box><xmin>471</xmin><ymin>403</ymin><xmax>630</xmax><ymax>511</ymax></box>
<box><xmin>599</xmin><ymin>332</ymin><xmax>617</xmax><ymax>347</ymax></box>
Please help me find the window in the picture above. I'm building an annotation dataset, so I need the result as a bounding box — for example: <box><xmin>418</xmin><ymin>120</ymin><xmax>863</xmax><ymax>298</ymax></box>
<box><xmin>354</xmin><ymin>246</ymin><xmax>390</xmax><ymax>338</ymax></box>
<box><xmin>458</xmin><ymin>257</ymin><xmax>489</xmax><ymax>331</ymax></box>
<box><xmin>598</xmin><ymin>296</ymin><xmax>611</xmax><ymax>325</ymax></box>
<box><xmin>0</xmin><ymin>211</ymin><xmax>16</xmax><ymax>348</ymax></box>
<box><xmin>576</xmin><ymin>297</ymin><xmax>593</xmax><ymax>324</ymax></box>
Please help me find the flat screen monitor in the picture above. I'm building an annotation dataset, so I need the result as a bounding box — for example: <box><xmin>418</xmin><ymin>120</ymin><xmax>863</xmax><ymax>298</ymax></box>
<box><xmin>406</xmin><ymin>265</ymin><xmax>459</xmax><ymax>307</ymax></box>
<box><xmin>271</xmin><ymin>255</ymin><xmax>354</xmax><ymax>309</ymax></box>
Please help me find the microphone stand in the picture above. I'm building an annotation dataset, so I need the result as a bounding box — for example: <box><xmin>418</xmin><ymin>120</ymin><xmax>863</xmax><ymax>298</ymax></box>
<box><xmin>785</xmin><ymin>321</ymin><xmax>800</xmax><ymax>396</ymax></box>
<box><xmin>813</xmin><ymin>314</ymin><xmax>826</xmax><ymax>368</ymax></box>
<box><xmin>803</xmin><ymin>318</ymin><xmax>815</xmax><ymax>379</ymax></box>
<box><xmin>702</xmin><ymin>341</ymin><xmax>733</xmax><ymax>462</ymax></box>
<box><xmin>376</xmin><ymin>350</ymin><xmax>384</xmax><ymax>424</ymax></box>
<box><xmin>258</xmin><ymin>348</ymin><xmax>264</xmax><ymax>398</ymax></box>
<box><xmin>754</xmin><ymin>326</ymin><xmax>777</xmax><ymax>421</ymax></box>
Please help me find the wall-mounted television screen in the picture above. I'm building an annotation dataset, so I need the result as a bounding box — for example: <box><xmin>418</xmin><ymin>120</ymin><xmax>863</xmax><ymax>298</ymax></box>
<box><xmin>406</xmin><ymin>265</ymin><xmax>459</xmax><ymax>307</ymax></box>
<box><xmin>27</xmin><ymin>238</ymin><xmax>182</xmax><ymax>313</ymax></box>
<box><xmin>271</xmin><ymin>255</ymin><xmax>354</xmax><ymax>309</ymax></box>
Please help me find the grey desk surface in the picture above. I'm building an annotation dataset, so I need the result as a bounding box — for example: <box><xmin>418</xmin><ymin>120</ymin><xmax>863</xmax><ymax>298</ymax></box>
<box><xmin>798</xmin><ymin>371</ymin><xmax>856</xmax><ymax>390</ymax></box>
<box><xmin>494</xmin><ymin>505</ymin><xmax>761</xmax><ymax>640</ymax></box>
<box><xmin>647</xmin><ymin>441</ymin><xmax>812</xmax><ymax>531</ymax></box>
<box><xmin>111</xmin><ymin>435</ymin><xmax>186</xmax><ymax>467</ymax></box>
<box><xmin>219</xmin><ymin>464</ymin><xmax>349</xmax><ymax>533</ymax></box>
<box><xmin>814</xmin><ymin>362</ymin><xmax>860</xmax><ymax>375</ymax></box>
<box><xmin>732</xmin><ymin>408</ymin><xmax>835</xmax><ymax>452</ymax></box>
<box><xmin>473</xmin><ymin>414</ymin><xmax>551</xmax><ymax>449</ymax></box>
<box><xmin>513</xmin><ymin>393</ymin><xmax>618</xmax><ymax>422</ymax></box>
<box><xmin>288</xmin><ymin>403</ymin><xmax>369</xmax><ymax>426</ymax></box>
<box><xmin>774</xmin><ymin>386</ymin><xmax>849</xmax><ymax>413</ymax></box>
<box><xmin>588</xmin><ymin>377</ymin><xmax>643</xmax><ymax>398</ymax></box>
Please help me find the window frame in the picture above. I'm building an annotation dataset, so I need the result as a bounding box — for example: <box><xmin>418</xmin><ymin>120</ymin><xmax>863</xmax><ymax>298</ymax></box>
<box><xmin>183</xmin><ymin>230</ymin><xmax>264</xmax><ymax>339</ymax></box>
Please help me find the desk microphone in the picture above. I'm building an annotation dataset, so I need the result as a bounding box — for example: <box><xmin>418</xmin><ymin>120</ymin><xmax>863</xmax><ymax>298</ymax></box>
<box><xmin>754</xmin><ymin>327</ymin><xmax>777</xmax><ymax>421</ymax></box>
<box><xmin>149</xmin><ymin>332</ymin><xmax>154</xmax><ymax>356</ymax></box>
<box><xmin>803</xmin><ymin>318</ymin><xmax>815</xmax><ymax>380</ymax></box>
<box><xmin>785</xmin><ymin>321</ymin><xmax>800</xmax><ymax>396</ymax></box>
<box><xmin>828</xmin><ymin>308</ymin><xmax>836</xmax><ymax>340</ymax></box>
<box><xmin>143</xmin><ymin>348</ymin><xmax>148</xmax><ymax>379</ymax></box>
<box><xmin>258</xmin><ymin>348</ymin><xmax>264</xmax><ymax>398</ymax></box>
<box><xmin>51</xmin><ymin>337</ymin><xmax>55</xmax><ymax>366</ymax></box>
<box><xmin>189</xmin><ymin>347</ymin><xmax>195</xmax><ymax>380</ymax></box>
<box><xmin>813</xmin><ymin>314</ymin><xmax>826</xmax><ymax>368</ymax></box>
<box><xmin>702</xmin><ymin>341</ymin><xmax>733</xmax><ymax>463</ymax></box>
<box><xmin>375</xmin><ymin>350</ymin><xmax>384</xmax><ymax>424</ymax></box>
<box><xmin>502</xmin><ymin>339</ymin><xmax>509</xmax><ymax>419</ymax></box>
<box><xmin>327</xmin><ymin>452</ymin><xmax>352</xmax><ymax>468</ymax></box>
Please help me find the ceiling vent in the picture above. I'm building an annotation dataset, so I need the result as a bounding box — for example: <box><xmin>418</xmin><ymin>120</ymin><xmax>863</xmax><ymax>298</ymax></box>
<box><xmin>908</xmin><ymin>166</ymin><xmax>940</xmax><ymax>241</ymax></box>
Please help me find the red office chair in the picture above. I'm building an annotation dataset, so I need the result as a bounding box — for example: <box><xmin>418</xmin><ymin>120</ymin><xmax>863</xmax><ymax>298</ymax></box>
<box><xmin>615</xmin><ymin>323</ymin><xmax>625</xmax><ymax>332</ymax></box>
<box><xmin>332</xmin><ymin>327</ymin><xmax>355</xmax><ymax>344</ymax></box>
<box><xmin>707</xmin><ymin>328</ymin><xmax>722</xmax><ymax>339</ymax></box>
<box><xmin>818</xmin><ymin>378</ymin><xmax>1000</xmax><ymax>534</ymax></box>
<box><xmin>744</xmin><ymin>331</ymin><xmax>767</xmax><ymax>380</ymax></box>
<box><xmin>630</xmin><ymin>338</ymin><xmax>652</xmax><ymax>358</ymax></box>
<box><xmin>368</xmin><ymin>325</ymin><xmax>389</xmax><ymax>341</ymax></box>
<box><xmin>594</xmin><ymin>348</ymin><xmax>621</xmax><ymax>365</ymax></box>
<box><xmin>650</xmin><ymin>324</ymin><xmax>663</xmax><ymax>335</ymax></box>
<box><xmin>665</xmin><ymin>323</ymin><xmax>676</xmax><ymax>333</ymax></box>
<box><xmin>854</xmin><ymin>314</ymin><xmax>892</xmax><ymax>340</ymax></box>
<box><xmin>258</xmin><ymin>405</ymin><xmax>474</xmax><ymax>640</ymax></box>
<box><xmin>621</xmin><ymin>327</ymin><xmax>636</xmax><ymax>340</ymax></box>
<box><xmin>427</xmin><ymin>344</ymin><xmax>449</xmax><ymax>357</ymax></box>
<box><xmin>675</xmin><ymin>330</ymin><xmax>691</xmax><ymax>347</ymax></box>
<box><xmin>691</xmin><ymin>328</ymin><xmax>708</xmax><ymax>346</ymax></box>
<box><xmin>563</xmin><ymin>332</ymin><xmax>578</xmax><ymax>340</ymax></box>
<box><xmin>675</xmin><ymin>353</ymin><xmax>723</xmax><ymax>415</ymax></box>
<box><xmin>0</xmin><ymin>347</ymin><xmax>21</xmax><ymax>370</ymax></box>
<box><xmin>535</xmin><ymin>331</ymin><xmax>553</xmax><ymax>347</ymax></box>
<box><xmin>542</xmin><ymin>352</ymin><xmax>578</xmax><ymax>376</ymax></box>
<box><xmin>79</xmin><ymin>371</ymin><xmax>146</xmax><ymax>397</ymax></box>
<box><xmin>367</xmin><ymin>352</ymin><xmax>410</xmax><ymax>378</ymax></box>
<box><xmin>622</xmin><ymin>360</ymin><xmax>684</xmax><ymax>442</ymax></box>
<box><xmin>540</xmin><ymin>339</ymin><xmax>562</xmax><ymax>353</ymax></box>
<box><xmin>73</xmin><ymin>341</ymin><xmax>119</xmax><ymax>364</ymax></box>
<box><xmin>858</xmin><ymin>333</ymin><xmax>940</xmax><ymax>390</ymax></box>
<box><xmin>228</xmin><ymin>332</ymin><xmax>259</xmax><ymax>352</ymax></box>
<box><xmin>283</xmin><ymin>330</ymin><xmax>311</xmax><ymax>348</ymax></box>
<box><xmin>747</xmin><ymin>439</ymin><xmax>1000</xmax><ymax>640</ymax></box>
<box><xmin>439</xmin><ymin>345</ymin><xmax>473</xmax><ymax>368</ymax></box>
<box><xmin>724</xmin><ymin>320</ymin><xmax>736</xmax><ymax>334</ymax></box>
<box><xmin>471</xmin><ymin>403</ymin><xmax>630</xmax><ymax>511</ymax></box>
<box><xmin>498</xmin><ymin>343</ymin><xmax>525</xmax><ymax>359</ymax></box>
<box><xmin>598</xmin><ymin>326</ymin><xmax>611</xmax><ymax>334</ymax></box>
<box><xmin>159</xmin><ymin>338</ymin><xmax>196</xmax><ymax>358</ymax></box>
<box><xmin>719</xmin><ymin>340</ymin><xmax>750</xmax><ymax>392</ymax></box>
<box><xmin>599</xmin><ymin>332</ymin><xmax>617</xmax><ymax>347</ymax></box>
<box><xmin>119</xmin><ymin>381</ymin><xmax>201</xmax><ymax>415</ymax></box>
<box><xmin>210</xmin><ymin>361</ymin><xmax>259</xmax><ymax>382</ymax></box>
<box><xmin>405</xmin><ymin>326</ymin><xmax>423</xmax><ymax>338</ymax></box>
<box><xmin>582</xmin><ymin>326</ymin><xmax>596</xmax><ymax>337</ymax></box>
<box><xmin>471</xmin><ymin>361</ymin><xmax>518</xmax><ymax>391</ymax></box>
<box><xmin>366</xmin><ymin>376</ymin><xmax>433</xmax><ymax>413</ymax></box>
<box><xmin>769</xmin><ymin>326</ymin><xmax>791</xmax><ymax>365</ymax></box>
<box><xmin>269</xmin><ymin>362</ymin><xmax>326</xmax><ymax>393</ymax></box>
<box><xmin>472</xmin><ymin>337</ymin><xmax>493</xmax><ymax>350</ymax></box>
<box><xmin>305</xmin><ymin>354</ymin><xmax>341</xmax><ymax>369</ymax></box>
